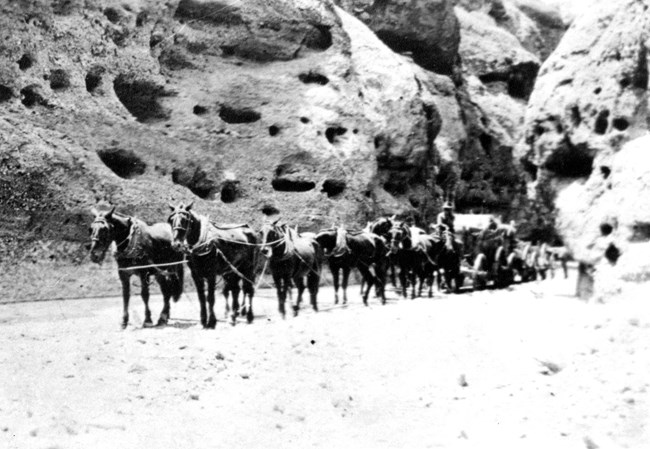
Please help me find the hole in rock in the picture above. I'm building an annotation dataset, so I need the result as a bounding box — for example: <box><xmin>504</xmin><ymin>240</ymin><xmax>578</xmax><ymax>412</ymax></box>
<box><xmin>600</xmin><ymin>166</ymin><xmax>611</xmax><ymax>179</ymax></box>
<box><xmin>612</xmin><ymin>117</ymin><xmax>629</xmax><ymax>131</ymax></box>
<box><xmin>49</xmin><ymin>69</ymin><xmax>70</xmax><ymax>90</ymax></box>
<box><xmin>269</xmin><ymin>125</ymin><xmax>280</xmax><ymax>136</ymax></box>
<box><xmin>113</xmin><ymin>75</ymin><xmax>171</xmax><ymax>122</ymax></box>
<box><xmin>300</xmin><ymin>117</ymin><xmax>310</xmax><ymax>124</ymax></box>
<box><xmin>271</xmin><ymin>177</ymin><xmax>315</xmax><ymax>192</ymax></box>
<box><xmin>18</xmin><ymin>54</ymin><xmax>35</xmax><ymax>71</ymax></box>
<box><xmin>0</xmin><ymin>85</ymin><xmax>12</xmax><ymax>102</ymax></box>
<box><xmin>325</xmin><ymin>126</ymin><xmax>347</xmax><ymax>144</ymax></box>
<box><xmin>85</xmin><ymin>66</ymin><xmax>105</xmax><ymax>93</ymax></box>
<box><xmin>570</xmin><ymin>105</ymin><xmax>581</xmax><ymax>127</ymax></box>
<box><xmin>321</xmin><ymin>179</ymin><xmax>346</xmax><ymax>198</ymax></box>
<box><xmin>193</xmin><ymin>105</ymin><xmax>207</xmax><ymax>115</ymax></box>
<box><xmin>594</xmin><ymin>110</ymin><xmax>610</xmax><ymax>135</ymax></box>
<box><xmin>219</xmin><ymin>105</ymin><xmax>261</xmax><ymax>124</ymax></box>
<box><xmin>298</xmin><ymin>72</ymin><xmax>329</xmax><ymax>85</ymax></box>
<box><xmin>261</xmin><ymin>205</ymin><xmax>280</xmax><ymax>216</ymax></box>
<box><xmin>20</xmin><ymin>85</ymin><xmax>47</xmax><ymax>107</ymax></box>
<box><xmin>104</xmin><ymin>7</ymin><xmax>121</xmax><ymax>23</ymax></box>
<box><xmin>96</xmin><ymin>148</ymin><xmax>146</xmax><ymax>179</ymax></box>
<box><xmin>220</xmin><ymin>180</ymin><xmax>239</xmax><ymax>203</ymax></box>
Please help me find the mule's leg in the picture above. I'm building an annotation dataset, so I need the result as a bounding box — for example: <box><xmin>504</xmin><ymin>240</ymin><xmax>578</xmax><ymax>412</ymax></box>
<box><xmin>307</xmin><ymin>270</ymin><xmax>319</xmax><ymax>312</ymax></box>
<box><xmin>242</xmin><ymin>278</ymin><xmax>255</xmax><ymax>323</ymax></box>
<box><xmin>272</xmin><ymin>273</ymin><xmax>286</xmax><ymax>318</ymax></box>
<box><xmin>293</xmin><ymin>276</ymin><xmax>306</xmax><ymax>317</ymax></box>
<box><xmin>342</xmin><ymin>266</ymin><xmax>352</xmax><ymax>305</ymax></box>
<box><xmin>390</xmin><ymin>259</ymin><xmax>397</xmax><ymax>288</ymax></box>
<box><xmin>374</xmin><ymin>262</ymin><xmax>387</xmax><ymax>305</ymax></box>
<box><xmin>119</xmin><ymin>271</ymin><xmax>131</xmax><ymax>329</ymax></box>
<box><xmin>410</xmin><ymin>265</ymin><xmax>417</xmax><ymax>299</ymax></box>
<box><xmin>398</xmin><ymin>266</ymin><xmax>408</xmax><ymax>298</ymax></box>
<box><xmin>222</xmin><ymin>284</ymin><xmax>231</xmax><ymax>319</ymax></box>
<box><xmin>331</xmin><ymin>262</ymin><xmax>340</xmax><ymax>305</ymax></box>
<box><xmin>357</xmin><ymin>264</ymin><xmax>373</xmax><ymax>306</ymax></box>
<box><xmin>139</xmin><ymin>272</ymin><xmax>153</xmax><ymax>327</ymax></box>
<box><xmin>225</xmin><ymin>275</ymin><xmax>240</xmax><ymax>326</ymax></box>
<box><xmin>157</xmin><ymin>275</ymin><xmax>171</xmax><ymax>326</ymax></box>
<box><xmin>205</xmin><ymin>276</ymin><xmax>218</xmax><ymax>329</ymax></box>
<box><xmin>192</xmin><ymin>273</ymin><xmax>208</xmax><ymax>327</ymax></box>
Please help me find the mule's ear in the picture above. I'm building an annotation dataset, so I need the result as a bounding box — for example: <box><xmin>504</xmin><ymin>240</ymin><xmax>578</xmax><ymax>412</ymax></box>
<box><xmin>168</xmin><ymin>202</ymin><xmax>176</xmax><ymax>212</ymax></box>
<box><xmin>90</xmin><ymin>207</ymin><xmax>99</xmax><ymax>217</ymax></box>
<box><xmin>272</xmin><ymin>217</ymin><xmax>280</xmax><ymax>226</ymax></box>
<box><xmin>106</xmin><ymin>205</ymin><xmax>115</xmax><ymax>218</ymax></box>
<box><xmin>186</xmin><ymin>200</ymin><xmax>194</xmax><ymax>211</ymax></box>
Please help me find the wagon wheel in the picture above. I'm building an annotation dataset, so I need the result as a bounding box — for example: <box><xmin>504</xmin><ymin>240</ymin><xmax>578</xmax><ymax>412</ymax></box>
<box><xmin>520</xmin><ymin>243</ymin><xmax>533</xmax><ymax>282</ymax></box>
<box><xmin>494</xmin><ymin>246</ymin><xmax>512</xmax><ymax>288</ymax></box>
<box><xmin>507</xmin><ymin>251</ymin><xmax>519</xmax><ymax>283</ymax></box>
<box><xmin>472</xmin><ymin>253</ymin><xmax>487</xmax><ymax>291</ymax></box>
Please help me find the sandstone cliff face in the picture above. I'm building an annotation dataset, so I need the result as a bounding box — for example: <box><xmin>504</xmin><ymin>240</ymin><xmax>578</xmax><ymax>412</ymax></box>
<box><xmin>0</xmin><ymin>0</ymin><xmax>446</xmax><ymax>262</ymax></box>
<box><xmin>522</xmin><ymin>0</ymin><xmax>650</xmax><ymax>266</ymax></box>
<box><xmin>334</xmin><ymin>0</ymin><xmax>460</xmax><ymax>75</ymax></box>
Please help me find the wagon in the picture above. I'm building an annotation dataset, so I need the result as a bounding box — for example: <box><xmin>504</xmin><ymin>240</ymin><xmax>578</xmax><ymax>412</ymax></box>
<box><xmin>455</xmin><ymin>214</ymin><xmax>516</xmax><ymax>290</ymax></box>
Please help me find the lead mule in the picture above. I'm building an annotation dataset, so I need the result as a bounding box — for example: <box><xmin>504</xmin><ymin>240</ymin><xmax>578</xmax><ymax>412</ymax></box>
<box><xmin>88</xmin><ymin>206</ymin><xmax>184</xmax><ymax>329</ymax></box>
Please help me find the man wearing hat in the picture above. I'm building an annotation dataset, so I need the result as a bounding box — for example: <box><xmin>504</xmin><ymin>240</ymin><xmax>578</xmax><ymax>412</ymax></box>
<box><xmin>436</xmin><ymin>201</ymin><xmax>455</xmax><ymax>234</ymax></box>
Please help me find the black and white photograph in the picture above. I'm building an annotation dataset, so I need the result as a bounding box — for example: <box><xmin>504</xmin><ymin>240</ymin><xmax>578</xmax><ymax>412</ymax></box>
<box><xmin>1</xmin><ymin>0</ymin><xmax>648</xmax><ymax>447</ymax></box>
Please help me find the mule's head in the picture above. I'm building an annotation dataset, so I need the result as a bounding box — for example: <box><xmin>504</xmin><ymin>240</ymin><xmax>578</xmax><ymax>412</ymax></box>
<box><xmin>388</xmin><ymin>222</ymin><xmax>409</xmax><ymax>254</ymax></box>
<box><xmin>167</xmin><ymin>201</ymin><xmax>194</xmax><ymax>253</ymax></box>
<box><xmin>259</xmin><ymin>219</ymin><xmax>284</xmax><ymax>258</ymax></box>
<box><xmin>89</xmin><ymin>206</ymin><xmax>115</xmax><ymax>264</ymax></box>
<box><xmin>314</xmin><ymin>228</ymin><xmax>337</xmax><ymax>253</ymax></box>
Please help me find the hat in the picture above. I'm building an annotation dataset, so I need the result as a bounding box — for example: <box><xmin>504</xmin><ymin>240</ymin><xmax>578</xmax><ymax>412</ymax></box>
<box><xmin>442</xmin><ymin>202</ymin><xmax>453</xmax><ymax>210</ymax></box>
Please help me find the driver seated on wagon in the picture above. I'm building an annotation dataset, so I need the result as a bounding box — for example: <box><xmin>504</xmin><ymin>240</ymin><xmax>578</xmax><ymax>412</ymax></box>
<box><xmin>436</xmin><ymin>201</ymin><xmax>455</xmax><ymax>234</ymax></box>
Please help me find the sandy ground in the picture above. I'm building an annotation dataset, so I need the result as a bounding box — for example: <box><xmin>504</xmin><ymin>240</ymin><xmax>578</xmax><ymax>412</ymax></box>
<box><xmin>1</xmin><ymin>272</ymin><xmax>649</xmax><ymax>449</ymax></box>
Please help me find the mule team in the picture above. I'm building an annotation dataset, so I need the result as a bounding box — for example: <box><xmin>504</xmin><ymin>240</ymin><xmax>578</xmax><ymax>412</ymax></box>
<box><xmin>88</xmin><ymin>202</ymin><xmax>555</xmax><ymax>329</ymax></box>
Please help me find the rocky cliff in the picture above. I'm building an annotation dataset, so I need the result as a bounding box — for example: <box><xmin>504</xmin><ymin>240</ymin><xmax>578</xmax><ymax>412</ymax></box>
<box><xmin>522</xmin><ymin>0</ymin><xmax>650</xmax><ymax>289</ymax></box>
<box><xmin>0</xmin><ymin>0</ymin><xmax>570</xmax><ymax>298</ymax></box>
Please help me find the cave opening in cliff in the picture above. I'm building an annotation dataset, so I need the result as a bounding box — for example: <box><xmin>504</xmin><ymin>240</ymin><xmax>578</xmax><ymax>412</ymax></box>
<box><xmin>220</xmin><ymin>180</ymin><xmax>239</xmax><ymax>203</ymax></box>
<box><xmin>85</xmin><ymin>66</ymin><xmax>105</xmax><ymax>93</ymax></box>
<box><xmin>104</xmin><ymin>7</ymin><xmax>122</xmax><ymax>24</ymax></box>
<box><xmin>325</xmin><ymin>126</ymin><xmax>347</xmax><ymax>144</ymax></box>
<box><xmin>113</xmin><ymin>75</ymin><xmax>171</xmax><ymax>122</ymax></box>
<box><xmin>570</xmin><ymin>105</ymin><xmax>582</xmax><ymax>127</ymax></box>
<box><xmin>271</xmin><ymin>178</ymin><xmax>316</xmax><ymax>192</ymax></box>
<box><xmin>0</xmin><ymin>85</ymin><xmax>12</xmax><ymax>102</ymax></box>
<box><xmin>96</xmin><ymin>148</ymin><xmax>146</xmax><ymax>179</ymax></box>
<box><xmin>304</xmin><ymin>24</ymin><xmax>333</xmax><ymax>51</ymax></box>
<box><xmin>49</xmin><ymin>69</ymin><xmax>70</xmax><ymax>90</ymax></box>
<box><xmin>193</xmin><ymin>105</ymin><xmax>208</xmax><ymax>115</ymax></box>
<box><xmin>543</xmin><ymin>140</ymin><xmax>593</xmax><ymax>178</ymax></box>
<box><xmin>594</xmin><ymin>110</ymin><xmax>610</xmax><ymax>135</ymax></box>
<box><xmin>612</xmin><ymin>117</ymin><xmax>629</xmax><ymax>131</ymax></box>
<box><xmin>298</xmin><ymin>72</ymin><xmax>329</xmax><ymax>85</ymax></box>
<box><xmin>321</xmin><ymin>179</ymin><xmax>346</xmax><ymax>198</ymax></box>
<box><xmin>600</xmin><ymin>166</ymin><xmax>611</xmax><ymax>179</ymax></box>
<box><xmin>261</xmin><ymin>205</ymin><xmax>280</xmax><ymax>216</ymax></box>
<box><xmin>20</xmin><ymin>85</ymin><xmax>47</xmax><ymax>107</ymax></box>
<box><xmin>219</xmin><ymin>105</ymin><xmax>261</xmax><ymax>124</ymax></box>
<box><xmin>17</xmin><ymin>53</ymin><xmax>35</xmax><ymax>71</ymax></box>
<box><xmin>269</xmin><ymin>125</ymin><xmax>280</xmax><ymax>136</ymax></box>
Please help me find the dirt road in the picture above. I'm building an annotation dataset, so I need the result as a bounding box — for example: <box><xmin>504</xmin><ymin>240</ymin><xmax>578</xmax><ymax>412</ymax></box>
<box><xmin>1</xmin><ymin>273</ymin><xmax>648</xmax><ymax>448</ymax></box>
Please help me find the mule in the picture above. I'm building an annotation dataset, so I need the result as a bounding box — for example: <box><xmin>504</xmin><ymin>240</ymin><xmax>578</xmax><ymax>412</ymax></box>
<box><xmin>365</xmin><ymin>217</ymin><xmax>397</xmax><ymax>287</ymax></box>
<box><xmin>315</xmin><ymin>226</ymin><xmax>388</xmax><ymax>305</ymax></box>
<box><xmin>89</xmin><ymin>206</ymin><xmax>184</xmax><ymax>329</ymax></box>
<box><xmin>388</xmin><ymin>221</ymin><xmax>441</xmax><ymax>299</ymax></box>
<box><xmin>168</xmin><ymin>202</ymin><xmax>258</xmax><ymax>328</ymax></box>
<box><xmin>436</xmin><ymin>225</ymin><xmax>464</xmax><ymax>293</ymax></box>
<box><xmin>259</xmin><ymin>220</ymin><xmax>322</xmax><ymax>318</ymax></box>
